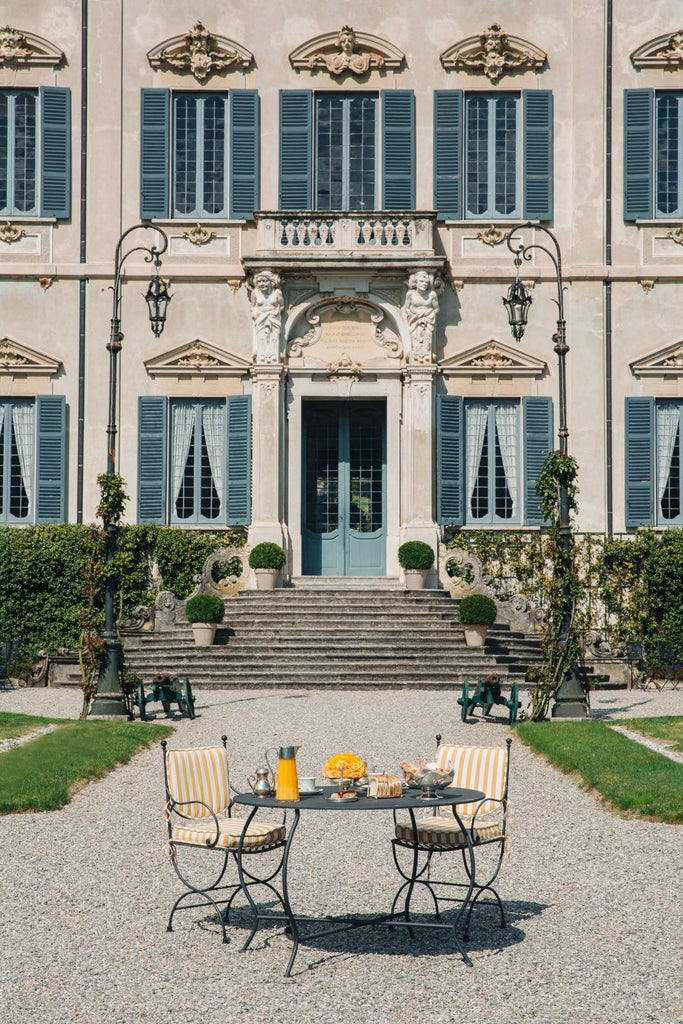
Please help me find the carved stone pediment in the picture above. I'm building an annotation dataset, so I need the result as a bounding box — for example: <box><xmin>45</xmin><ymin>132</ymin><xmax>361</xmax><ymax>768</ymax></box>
<box><xmin>290</xmin><ymin>26</ymin><xmax>404</xmax><ymax>76</ymax></box>
<box><xmin>440</xmin><ymin>338</ymin><xmax>547</xmax><ymax>378</ymax></box>
<box><xmin>286</xmin><ymin>296</ymin><xmax>404</xmax><ymax>364</ymax></box>
<box><xmin>0</xmin><ymin>25</ymin><xmax>64</xmax><ymax>67</ymax></box>
<box><xmin>441</xmin><ymin>24</ymin><xmax>546</xmax><ymax>83</ymax></box>
<box><xmin>145</xmin><ymin>339</ymin><xmax>251</xmax><ymax>377</ymax></box>
<box><xmin>631</xmin><ymin>340</ymin><xmax>683</xmax><ymax>378</ymax></box>
<box><xmin>147</xmin><ymin>22</ymin><xmax>252</xmax><ymax>81</ymax></box>
<box><xmin>0</xmin><ymin>337</ymin><xmax>62</xmax><ymax>376</ymax></box>
<box><xmin>631</xmin><ymin>30</ymin><xmax>683</xmax><ymax>69</ymax></box>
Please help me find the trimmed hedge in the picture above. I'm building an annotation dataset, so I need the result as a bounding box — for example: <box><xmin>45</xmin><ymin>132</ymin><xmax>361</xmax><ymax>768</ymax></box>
<box><xmin>185</xmin><ymin>593</ymin><xmax>225</xmax><ymax>624</ymax></box>
<box><xmin>0</xmin><ymin>524</ymin><xmax>244</xmax><ymax>665</ymax></box>
<box><xmin>398</xmin><ymin>541</ymin><xmax>435</xmax><ymax>570</ymax></box>
<box><xmin>248</xmin><ymin>542</ymin><xmax>287</xmax><ymax>570</ymax></box>
<box><xmin>458</xmin><ymin>593</ymin><xmax>497</xmax><ymax>626</ymax></box>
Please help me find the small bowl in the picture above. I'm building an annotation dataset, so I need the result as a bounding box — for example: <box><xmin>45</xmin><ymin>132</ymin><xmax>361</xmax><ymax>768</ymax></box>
<box><xmin>401</xmin><ymin>766</ymin><xmax>454</xmax><ymax>790</ymax></box>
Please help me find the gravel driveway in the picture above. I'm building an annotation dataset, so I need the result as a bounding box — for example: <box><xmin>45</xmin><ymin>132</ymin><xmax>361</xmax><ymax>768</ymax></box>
<box><xmin>1</xmin><ymin>685</ymin><xmax>681</xmax><ymax>1024</ymax></box>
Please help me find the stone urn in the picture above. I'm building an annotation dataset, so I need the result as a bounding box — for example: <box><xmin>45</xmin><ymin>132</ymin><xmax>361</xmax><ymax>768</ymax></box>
<box><xmin>190</xmin><ymin>622</ymin><xmax>218</xmax><ymax>646</ymax></box>
<box><xmin>404</xmin><ymin>568</ymin><xmax>428</xmax><ymax>591</ymax></box>
<box><xmin>254</xmin><ymin>567</ymin><xmax>279</xmax><ymax>591</ymax></box>
<box><xmin>463</xmin><ymin>624</ymin><xmax>489</xmax><ymax>648</ymax></box>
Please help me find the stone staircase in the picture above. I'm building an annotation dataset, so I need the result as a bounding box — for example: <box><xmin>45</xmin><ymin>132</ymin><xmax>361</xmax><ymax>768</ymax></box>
<box><xmin>121</xmin><ymin>588</ymin><xmax>543</xmax><ymax>690</ymax></box>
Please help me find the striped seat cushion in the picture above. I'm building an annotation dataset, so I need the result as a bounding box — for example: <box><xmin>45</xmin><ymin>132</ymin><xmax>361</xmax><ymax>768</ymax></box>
<box><xmin>165</xmin><ymin>745</ymin><xmax>232</xmax><ymax>817</ymax></box>
<box><xmin>171</xmin><ymin>817</ymin><xmax>286</xmax><ymax>851</ymax></box>
<box><xmin>395</xmin><ymin>814</ymin><xmax>503</xmax><ymax>850</ymax></box>
<box><xmin>434</xmin><ymin>743</ymin><xmax>508</xmax><ymax>818</ymax></box>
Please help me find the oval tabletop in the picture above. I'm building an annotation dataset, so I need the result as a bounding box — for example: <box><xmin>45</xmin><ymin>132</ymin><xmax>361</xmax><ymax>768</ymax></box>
<box><xmin>233</xmin><ymin>785</ymin><xmax>485</xmax><ymax>811</ymax></box>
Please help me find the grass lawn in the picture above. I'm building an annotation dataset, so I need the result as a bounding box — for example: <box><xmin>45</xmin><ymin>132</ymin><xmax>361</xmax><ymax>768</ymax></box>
<box><xmin>614</xmin><ymin>716</ymin><xmax>683</xmax><ymax>753</ymax></box>
<box><xmin>0</xmin><ymin>713</ymin><xmax>174</xmax><ymax>814</ymax></box>
<box><xmin>514</xmin><ymin>719</ymin><xmax>683</xmax><ymax>824</ymax></box>
<box><xmin>0</xmin><ymin>711</ymin><xmax>63</xmax><ymax>741</ymax></box>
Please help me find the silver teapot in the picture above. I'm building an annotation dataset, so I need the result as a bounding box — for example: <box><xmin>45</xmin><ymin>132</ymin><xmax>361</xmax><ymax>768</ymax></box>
<box><xmin>248</xmin><ymin>765</ymin><xmax>275</xmax><ymax>798</ymax></box>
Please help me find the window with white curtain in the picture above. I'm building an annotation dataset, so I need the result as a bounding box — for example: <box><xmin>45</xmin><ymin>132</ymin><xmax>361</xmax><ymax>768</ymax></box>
<box><xmin>465</xmin><ymin>400</ymin><xmax>519</xmax><ymax>524</ymax></box>
<box><xmin>0</xmin><ymin>399</ymin><xmax>35</xmax><ymax>522</ymax></box>
<box><xmin>171</xmin><ymin>400</ymin><xmax>224</xmax><ymax>524</ymax></box>
<box><xmin>656</xmin><ymin>400</ymin><xmax>682</xmax><ymax>524</ymax></box>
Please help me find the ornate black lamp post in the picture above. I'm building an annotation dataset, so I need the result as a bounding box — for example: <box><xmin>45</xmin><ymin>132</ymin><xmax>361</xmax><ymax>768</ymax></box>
<box><xmin>503</xmin><ymin>223</ymin><xmax>588</xmax><ymax>718</ymax></box>
<box><xmin>91</xmin><ymin>224</ymin><xmax>170</xmax><ymax>716</ymax></box>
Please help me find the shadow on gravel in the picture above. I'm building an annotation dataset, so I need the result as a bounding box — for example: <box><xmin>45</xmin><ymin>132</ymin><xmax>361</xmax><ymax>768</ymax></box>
<box><xmin>590</xmin><ymin>697</ymin><xmax>657</xmax><ymax>720</ymax></box>
<box><xmin>188</xmin><ymin>898</ymin><xmax>547</xmax><ymax>975</ymax></box>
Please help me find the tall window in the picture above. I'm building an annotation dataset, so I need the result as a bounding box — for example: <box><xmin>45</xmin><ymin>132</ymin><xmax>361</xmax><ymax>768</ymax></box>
<box><xmin>465</xmin><ymin>401</ymin><xmax>519</xmax><ymax>524</ymax></box>
<box><xmin>0</xmin><ymin>400</ymin><xmax>35</xmax><ymax>522</ymax></box>
<box><xmin>657</xmin><ymin>401</ymin><xmax>683</xmax><ymax>524</ymax></box>
<box><xmin>465</xmin><ymin>93</ymin><xmax>520</xmax><ymax>218</ymax></box>
<box><xmin>0</xmin><ymin>90</ymin><xmax>38</xmax><ymax>216</ymax></box>
<box><xmin>656</xmin><ymin>92</ymin><xmax>683</xmax><ymax>217</ymax></box>
<box><xmin>173</xmin><ymin>93</ymin><xmax>227</xmax><ymax>218</ymax></box>
<box><xmin>171</xmin><ymin>401</ymin><xmax>224</xmax><ymax>524</ymax></box>
<box><xmin>315</xmin><ymin>93</ymin><xmax>377</xmax><ymax>210</ymax></box>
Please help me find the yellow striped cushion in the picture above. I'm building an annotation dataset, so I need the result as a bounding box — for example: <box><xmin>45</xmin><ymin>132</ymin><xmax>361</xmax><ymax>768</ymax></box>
<box><xmin>165</xmin><ymin>745</ymin><xmax>231</xmax><ymax>818</ymax></box>
<box><xmin>434</xmin><ymin>744</ymin><xmax>508</xmax><ymax>818</ymax></box>
<box><xmin>171</xmin><ymin>817</ymin><xmax>286</xmax><ymax>851</ymax></box>
<box><xmin>395</xmin><ymin>815</ymin><xmax>503</xmax><ymax>849</ymax></box>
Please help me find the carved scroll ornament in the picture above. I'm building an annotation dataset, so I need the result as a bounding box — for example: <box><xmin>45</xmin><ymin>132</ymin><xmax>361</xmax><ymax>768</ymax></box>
<box><xmin>441</xmin><ymin>24</ymin><xmax>546</xmax><ymax>83</ymax></box>
<box><xmin>0</xmin><ymin>25</ymin><xmax>64</xmax><ymax>66</ymax></box>
<box><xmin>631</xmin><ymin>30</ymin><xmax>683</xmax><ymax>69</ymax></box>
<box><xmin>148</xmin><ymin>22</ymin><xmax>252</xmax><ymax>81</ymax></box>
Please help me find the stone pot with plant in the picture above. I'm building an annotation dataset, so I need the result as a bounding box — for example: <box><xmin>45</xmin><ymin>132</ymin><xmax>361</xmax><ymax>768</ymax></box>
<box><xmin>248</xmin><ymin>542</ymin><xmax>287</xmax><ymax>591</ymax></box>
<box><xmin>458</xmin><ymin>593</ymin><xmax>497</xmax><ymax>647</ymax></box>
<box><xmin>185</xmin><ymin>593</ymin><xmax>225</xmax><ymax>646</ymax></box>
<box><xmin>398</xmin><ymin>541</ymin><xmax>435</xmax><ymax>591</ymax></box>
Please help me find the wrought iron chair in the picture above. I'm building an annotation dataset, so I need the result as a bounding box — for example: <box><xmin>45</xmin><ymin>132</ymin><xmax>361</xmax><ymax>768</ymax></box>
<box><xmin>392</xmin><ymin>738</ymin><xmax>512</xmax><ymax>943</ymax></box>
<box><xmin>162</xmin><ymin>736</ymin><xmax>287</xmax><ymax>942</ymax></box>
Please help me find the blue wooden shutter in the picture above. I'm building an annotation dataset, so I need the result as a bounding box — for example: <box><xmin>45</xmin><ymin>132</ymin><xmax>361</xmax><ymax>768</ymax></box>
<box><xmin>140</xmin><ymin>89</ymin><xmax>170</xmax><ymax>219</ymax></box>
<box><xmin>40</xmin><ymin>87</ymin><xmax>71</xmax><ymax>218</ymax></box>
<box><xmin>279</xmin><ymin>91</ymin><xmax>312</xmax><ymax>209</ymax></box>
<box><xmin>433</xmin><ymin>91</ymin><xmax>462</xmax><ymax>220</ymax></box>
<box><xmin>382</xmin><ymin>90</ymin><xmax>415</xmax><ymax>210</ymax></box>
<box><xmin>35</xmin><ymin>395</ymin><xmax>67</xmax><ymax>523</ymax></box>
<box><xmin>226</xmin><ymin>395</ymin><xmax>252</xmax><ymax>525</ymax></box>
<box><xmin>624</xmin><ymin>89</ymin><xmax>653</xmax><ymax>221</ymax></box>
<box><xmin>523</xmin><ymin>91</ymin><xmax>553</xmax><ymax>221</ymax></box>
<box><xmin>437</xmin><ymin>395</ymin><xmax>464</xmax><ymax>525</ymax></box>
<box><xmin>523</xmin><ymin>396</ymin><xmax>553</xmax><ymax>525</ymax></box>
<box><xmin>625</xmin><ymin>397</ymin><xmax>654</xmax><ymax>527</ymax></box>
<box><xmin>138</xmin><ymin>397</ymin><xmax>167</xmax><ymax>523</ymax></box>
<box><xmin>230</xmin><ymin>90</ymin><xmax>259</xmax><ymax>219</ymax></box>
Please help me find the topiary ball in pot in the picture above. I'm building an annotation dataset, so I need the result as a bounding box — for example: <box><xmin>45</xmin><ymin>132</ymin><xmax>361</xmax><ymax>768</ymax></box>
<box><xmin>398</xmin><ymin>541</ymin><xmax>435</xmax><ymax>570</ymax></box>
<box><xmin>248</xmin><ymin>542</ymin><xmax>287</xmax><ymax>570</ymax></box>
<box><xmin>457</xmin><ymin>594</ymin><xmax>497</xmax><ymax>625</ymax></box>
<box><xmin>185</xmin><ymin>593</ymin><xmax>225</xmax><ymax>624</ymax></box>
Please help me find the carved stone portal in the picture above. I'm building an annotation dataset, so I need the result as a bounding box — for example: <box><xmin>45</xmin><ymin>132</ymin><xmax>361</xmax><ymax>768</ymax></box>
<box><xmin>441</xmin><ymin>24</ymin><xmax>546</xmax><ymax>83</ymax></box>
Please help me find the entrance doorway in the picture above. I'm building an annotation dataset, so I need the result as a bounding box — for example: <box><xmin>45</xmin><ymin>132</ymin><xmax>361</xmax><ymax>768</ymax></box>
<box><xmin>302</xmin><ymin>401</ymin><xmax>386</xmax><ymax>576</ymax></box>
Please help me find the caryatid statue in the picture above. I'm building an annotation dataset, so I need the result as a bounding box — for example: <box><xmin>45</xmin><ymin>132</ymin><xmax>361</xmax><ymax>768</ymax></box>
<box><xmin>403</xmin><ymin>270</ymin><xmax>444</xmax><ymax>363</ymax></box>
<box><xmin>248</xmin><ymin>270</ymin><xmax>284</xmax><ymax>364</ymax></box>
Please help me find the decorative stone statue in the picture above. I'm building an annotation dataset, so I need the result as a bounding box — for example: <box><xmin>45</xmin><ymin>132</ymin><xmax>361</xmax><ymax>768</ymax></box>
<box><xmin>404</xmin><ymin>271</ymin><xmax>443</xmax><ymax>363</ymax></box>
<box><xmin>309</xmin><ymin>25</ymin><xmax>384</xmax><ymax>75</ymax></box>
<box><xmin>248</xmin><ymin>270</ymin><xmax>284</xmax><ymax>364</ymax></box>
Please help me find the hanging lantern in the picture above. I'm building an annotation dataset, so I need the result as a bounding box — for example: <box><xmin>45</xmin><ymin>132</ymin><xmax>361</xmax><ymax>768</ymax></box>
<box><xmin>145</xmin><ymin>273</ymin><xmax>172</xmax><ymax>337</ymax></box>
<box><xmin>502</xmin><ymin>270</ymin><xmax>532</xmax><ymax>342</ymax></box>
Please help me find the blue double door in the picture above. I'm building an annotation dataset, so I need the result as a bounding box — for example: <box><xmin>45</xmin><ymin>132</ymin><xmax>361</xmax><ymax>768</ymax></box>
<box><xmin>302</xmin><ymin>401</ymin><xmax>386</xmax><ymax>576</ymax></box>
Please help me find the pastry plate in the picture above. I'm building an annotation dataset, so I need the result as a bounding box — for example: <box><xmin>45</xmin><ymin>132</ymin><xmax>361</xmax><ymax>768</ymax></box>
<box><xmin>299</xmin><ymin>788</ymin><xmax>323</xmax><ymax>796</ymax></box>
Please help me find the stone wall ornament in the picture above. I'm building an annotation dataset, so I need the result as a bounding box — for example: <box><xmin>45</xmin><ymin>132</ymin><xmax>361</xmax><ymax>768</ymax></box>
<box><xmin>0</xmin><ymin>26</ymin><xmax>64</xmax><ymax>67</ymax></box>
<box><xmin>441</xmin><ymin>24</ymin><xmax>546</xmax><ymax>83</ymax></box>
<box><xmin>631</xmin><ymin>30</ymin><xmax>683</xmax><ymax>69</ymax></box>
<box><xmin>148</xmin><ymin>22</ymin><xmax>252</xmax><ymax>81</ymax></box>
<box><xmin>639</xmin><ymin>279</ymin><xmax>655</xmax><ymax>294</ymax></box>
<box><xmin>290</xmin><ymin>27</ymin><xmax>404</xmax><ymax>75</ymax></box>
<box><xmin>404</xmin><ymin>271</ymin><xmax>443</xmax><ymax>364</ymax></box>
<box><xmin>630</xmin><ymin>340</ymin><xmax>683</xmax><ymax>378</ymax></box>
<box><xmin>182</xmin><ymin>223</ymin><xmax>217</xmax><ymax>246</ymax></box>
<box><xmin>666</xmin><ymin>226</ymin><xmax>683</xmax><ymax>245</ymax></box>
<box><xmin>248</xmin><ymin>270</ymin><xmax>284</xmax><ymax>364</ymax></box>
<box><xmin>477</xmin><ymin>224</ymin><xmax>506</xmax><ymax>247</ymax></box>
<box><xmin>0</xmin><ymin>221</ymin><xmax>26</xmax><ymax>244</ymax></box>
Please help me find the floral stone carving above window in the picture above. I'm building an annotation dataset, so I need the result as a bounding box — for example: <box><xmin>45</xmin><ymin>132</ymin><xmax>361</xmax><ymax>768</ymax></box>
<box><xmin>290</xmin><ymin>26</ymin><xmax>404</xmax><ymax>76</ymax></box>
<box><xmin>147</xmin><ymin>22</ymin><xmax>252</xmax><ymax>81</ymax></box>
<box><xmin>0</xmin><ymin>25</ymin><xmax>64</xmax><ymax>67</ymax></box>
<box><xmin>440</xmin><ymin>24</ymin><xmax>546</xmax><ymax>84</ymax></box>
<box><xmin>631</xmin><ymin>30</ymin><xmax>683</xmax><ymax>69</ymax></box>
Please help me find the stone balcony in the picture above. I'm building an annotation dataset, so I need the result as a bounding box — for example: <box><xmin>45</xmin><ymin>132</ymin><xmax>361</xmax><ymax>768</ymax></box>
<box><xmin>247</xmin><ymin>210</ymin><xmax>442</xmax><ymax>272</ymax></box>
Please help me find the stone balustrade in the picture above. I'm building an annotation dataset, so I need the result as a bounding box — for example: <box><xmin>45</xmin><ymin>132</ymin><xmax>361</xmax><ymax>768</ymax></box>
<box><xmin>254</xmin><ymin>211</ymin><xmax>436</xmax><ymax>256</ymax></box>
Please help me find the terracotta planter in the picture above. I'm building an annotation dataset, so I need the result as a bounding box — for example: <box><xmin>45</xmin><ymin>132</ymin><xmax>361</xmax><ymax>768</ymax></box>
<box><xmin>463</xmin><ymin>624</ymin><xmax>489</xmax><ymax>648</ymax></box>
<box><xmin>254</xmin><ymin>567</ymin><xmax>279</xmax><ymax>591</ymax></box>
<box><xmin>191</xmin><ymin>622</ymin><xmax>217</xmax><ymax>646</ymax></box>
<box><xmin>404</xmin><ymin>568</ymin><xmax>428</xmax><ymax>591</ymax></box>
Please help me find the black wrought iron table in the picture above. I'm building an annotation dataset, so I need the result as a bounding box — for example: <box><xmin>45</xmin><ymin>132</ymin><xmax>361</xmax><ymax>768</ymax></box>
<box><xmin>234</xmin><ymin>784</ymin><xmax>485</xmax><ymax>976</ymax></box>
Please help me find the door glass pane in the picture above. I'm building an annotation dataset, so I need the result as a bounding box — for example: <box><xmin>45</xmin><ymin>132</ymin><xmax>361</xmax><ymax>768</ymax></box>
<box><xmin>466</xmin><ymin>94</ymin><xmax>518</xmax><ymax>218</ymax></box>
<box><xmin>349</xmin><ymin>410</ymin><xmax>382</xmax><ymax>532</ymax></box>
<box><xmin>466</xmin><ymin>95</ymin><xmax>490</xmax><ymax>217</ymax></box>
<box><xmin>14</xmin><ymin>92</ymin><xmax>36</xmax><ymax>214</ymax></box>
<box><xmin>175</xmin><ymin>423</ymin><xmax>196</xmax><ymax>519</ymax></box>
<box><xmin>305</xmin><ymin>411</ymin><xmax>339</xmax><ymax>533</ymax></box>
<box><xmin>0</xmin><ymin>94</ymin><xmax>7</xmax><ymax>211</ymax></box>
<box><xmin>494</xmin><ymin>95</ymin><xmax>518</xmax><ymax>216</ymax></box>
<box><xmin>202</xmin><ymin>95</ymin><xmax>226</xmax><ymax>216</ymax></box>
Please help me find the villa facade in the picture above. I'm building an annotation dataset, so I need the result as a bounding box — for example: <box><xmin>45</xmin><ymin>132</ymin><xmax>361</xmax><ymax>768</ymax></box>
<box><xmin>1</xmin><ymin>1</ymin><xmax>683</xmax><ymax>584</ymax></box>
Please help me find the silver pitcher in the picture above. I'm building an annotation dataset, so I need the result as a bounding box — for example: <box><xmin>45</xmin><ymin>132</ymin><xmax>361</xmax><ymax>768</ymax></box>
<box><xmin>248</xmin><ymin>764</ymin><xmax>275</xmax><ymax>797</ymax></box>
